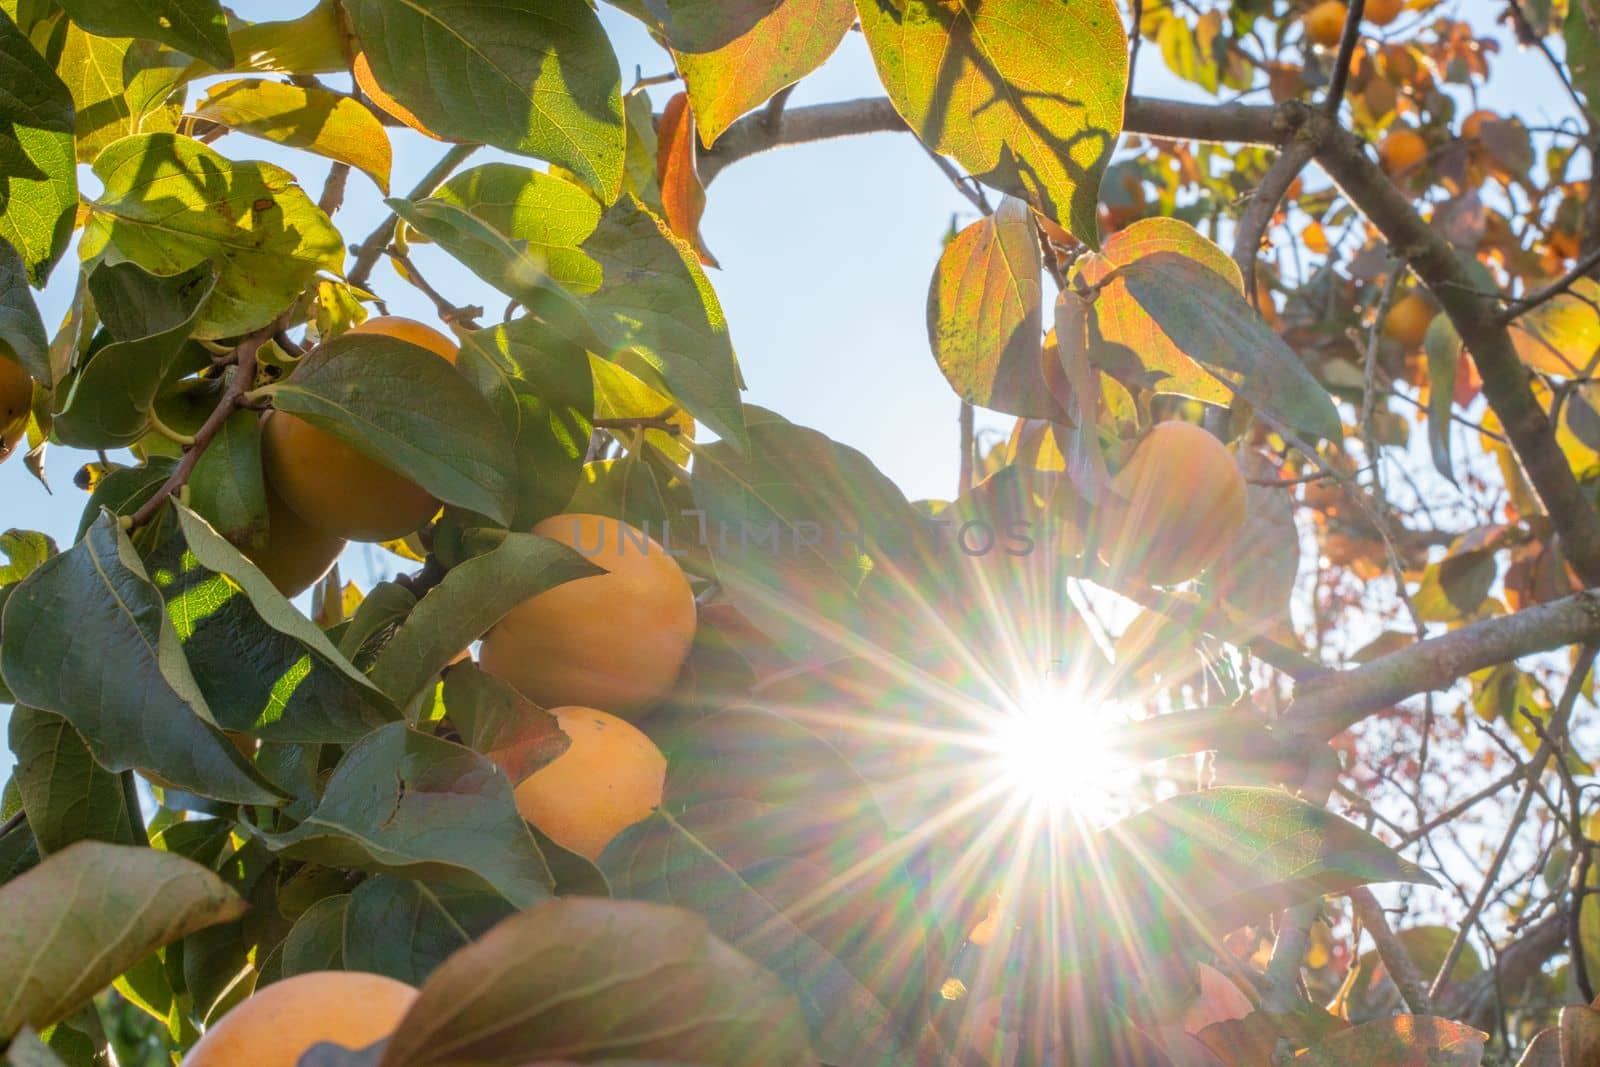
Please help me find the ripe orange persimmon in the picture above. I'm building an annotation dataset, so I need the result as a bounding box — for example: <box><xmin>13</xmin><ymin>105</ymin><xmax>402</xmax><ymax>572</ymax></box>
<box><xmin>479</xmin><ymin>514</ymin><xmax>697</xmax><ymax>715</ymax></box>
<box><xmin>1382</xmin><ymin>291</ymin><xmax>1436</xmax><ymax>350</ymax></box>
<box><xmin>1377</xmin><ymin>128</ymin><xmax>1428</xmax><ymax>178</ymax></box>
<box><xmin>262</xmin><ymin>317</ymin><xmax>458</xmax><ymax>542</ymax></box>
<box><xmin>1461</xmin><ymin>109</ymin><xmax>1497</xmax><ymax>141</ymax></box>
<box><xmin>0</xmin><ymin>356</ymin><xmax>29</xmax><ymax>466</ymax></box>
<box><xmin>513</xmin><ymin>706</ymin><xmax>666</xmax><ymax>861</ymax></box>
<box><xmin>181</xmin><ymin>971</ymin><xmax>416</xmax><ymax>1067</ymax></box>
<box><xmin>1099</xmin><ymin>421</ymin><xmax>1247</xmax><ymax>586</ymax></box>
<box><xmin>1364</xmin><ymin>0</ymin><xmax>1404</xmax><ymax>25</ymax></box>
<box><xmin>1304</xmin><ymin>1</ymin><xmax>1348</xmax><ymax>47</ymax></box>
<box><xmin>239</xmin><ymin>486</ymin><xmax>346</xmax><ymax>598</ymax></box>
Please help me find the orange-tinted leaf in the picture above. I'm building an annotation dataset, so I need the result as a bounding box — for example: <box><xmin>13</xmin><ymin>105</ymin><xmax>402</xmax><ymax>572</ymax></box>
<box><xmin>656</xmin><ymin>92</ymin><xmax>718</xmax><ymax>267</ymax></box>
<box><xmin>194</xmin><ymin>78</ymin><xmax>393</xmax><ymax>193</ymax></box>
<box><xmin>1212</xmin><ymin>449</ymin><xmax>1299</xmax><ymax>644</ymax></box>
<box><xmin>1073</xmin><ymin>218</ymin><xmax>1245</xmax><ymax>404</ymax></box>
<box><xmin>353</xmin><ymin>51</ymin><xmax>456</xmax><ymax>142</ymax></box>
<box><xmin>928</xmin><ymin>196</ymin><xmax>1049</xmax><ymax>416</ymax></box>
<box><xmin>1181</xmin><ymin>963</ymin><xmax>1255</xmax><ymax>1036</ymax></box>
<box><xmin>1294</xmin><ymin>1016</ymin><xmax>1485</xmax><ymax>1066</ymax></box>
<box><xmin>662</xmin><ymin>0</ymin><xmax>856</xmax><ymax>147</ymax></box>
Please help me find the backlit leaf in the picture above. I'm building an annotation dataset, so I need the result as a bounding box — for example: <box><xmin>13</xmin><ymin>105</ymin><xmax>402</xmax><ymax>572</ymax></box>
<box><xmin>1424</xmin><ymin>311</ymin><xmax>1462</xmax><ymax>482</ymax></box>
<box><xmin>344</xmin><ymin>0</ymin><xmax>624</xmax><ymax>199</ymax></box>
<box><xmin>1071</xmin><ymin>216</ymin><xmax>1237</xmax><ymax>403</ymax></box>
<box><xmin>927</xmin><ymin>196</ymin><xmax>1048</xmax><ymax>415</ymax></box>
<box><xmin>434</xmin><ymin>163</ymin><xmax>602</xmax><ymax>294</ymax></box>
<box><xmin>656</xmin><ymin>92</ymin><xmax>718</xmax><ymax>267</ymax></box>
<box><xmin>1117</xmin><ymin>252</ymin><xmax>1343</xmax><ymax>440</ymax></box>
<box><xmin>662</xmin><ymin>0</ymin><xmax>855</xmax><ymax>148</ymax></box>
<box><xmin>193</xmin><ymin>79</ymin><xmax>393</xmax><ymax>193</ymax></box>
<box><xmin>81</xmin><ymin>133</ymin><xmax>344</xmax><ymax>338</ymax></box>
<box><xmin>584</xmin><ymin>195</ymin><xmax>746</xmax><ymax>448</ymax></box>
<box><xmin>0</xmin><ymin>9</ymin><xmax>76</xmax><ymax>285</ymax></box>
<box><xmin>56</xmin><ymin>23</ymin><xmax>186</xmax><ymax>164</ymax></box>
<box><xmin>1294</xmin><ymin>1016</ymin><xmax>1485</xmax><ymax>1066</ymax></box>
<box><xmin>857</xmin><ymin>0</ymin><xmax>1127</xmax><ymax>243</ymax></box>
<box><xmin>1508</xmin><ymin>277</ymin><xmax>1600</xmax><ymax>378</ymax></box>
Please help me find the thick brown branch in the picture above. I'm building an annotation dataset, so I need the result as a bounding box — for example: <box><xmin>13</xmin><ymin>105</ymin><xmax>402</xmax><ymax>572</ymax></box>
<box><xmin>1349</xmin><ymin>886</ymin><xmax>1434</xmax><ymax>1015</ymax></box>
<box><xmin>1283</xmin><ymin>590</ymin><xmax>1600</xmax><ymax>742</ymax></box>
<box><xmin>1233</xmin><ymin>139</ymin><xmax>1315</xmax><ymax>303</ymax></box>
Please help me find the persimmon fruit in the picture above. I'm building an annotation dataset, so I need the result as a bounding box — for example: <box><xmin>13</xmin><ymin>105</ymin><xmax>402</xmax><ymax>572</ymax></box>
<box><xmin>181</xmin><ymin>970</ymin><xmax>416</xmax><ymax>1067</ymax></box>
<box><xmin>1364</xmin><ymin>0</ymin><xmax>1404</xmax><ymax>25</ymax></box>
<box><xmin>1099</xmin><ymin>421</ymin><xmax>1247</xmax><ymax>585</ymax></box>
<box><xmin>1461</xmin><ymin>109</ymin><xmax>1497</xmax><ymax>141</ymax></box>
<box><xmin>240</xmin><ymin>485</ymin><xmax>346</xmax><ymax>598</ymax></box>
<box><xmin>261</xmin><ymin>317</ymin><xmax>457</xmax><ymax>542</ymax></box>
<box><xmin>1382</xmin><ymin>291</ymin><xmax>1436</xmax><ymax>349</ymax></box>
<box><xmin>1304</xmin><ymin>1</ymin><xmax>1348</xmax><ymax>47</ymax></box>
<box><xmin>1377</xmin><ymin>128</ymin><xmax>1428</xmax><ymax>178</ymax></box>
<box><xmin>479</xmin><ymin>514</ymin><xmax>697</xmax><ymax>716</ymax></box>
<box><xmin>513</xmin><ymin>706</ymin><xmax>666</xmax><ymax>861</ymax></box>
<box><xmin>1</xmin><ymin>356</ymin><xmax>31</xmax><ymax>465</ymax></box>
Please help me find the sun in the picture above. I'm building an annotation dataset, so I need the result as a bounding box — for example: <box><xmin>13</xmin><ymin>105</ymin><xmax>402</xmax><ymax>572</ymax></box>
<box><xmin>980</xmin><ymin>679</ymin><xmax>1130</xmax><ymax>822</ymax></box>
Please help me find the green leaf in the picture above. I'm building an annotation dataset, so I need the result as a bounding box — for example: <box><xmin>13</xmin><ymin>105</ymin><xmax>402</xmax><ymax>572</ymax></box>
<box><xmin>621</xmin><ymin>90</ymin><xmax>664</xmax><ymax>215</ymax></box>
<box><xmin>1568</xmin><ymin>2</ymin><xmax>1600</xmax><ymax>119</ymax></box>
<box><xmin>378</xmin><ymin>898</ymin><xmax>815</xmax><ymax>1067</ymax></box>
<box><xmin>72</xmin><ymin>459</ymin><xmax>177</xmax><ymax>540</ymax></box>
<box><xmin>457</xmin><ymin>317</ymin><xmax>595</xmax><ymax>528</ymax></box>
<box><xmin>187</xmin><ymin>409</ymin><xmax>268</xmax><ymax>547</ymax></box>
<box><xmin>1116</xmin><ymin>252</ymin><xmax>1343</xmax><ymax>440</ymax></box>
<box><xmin>1091</xmin><ymin>787</ymin><xmax>1434</xmax><ymax>946</ymax></box>
<box><xmin>368</xmin><ymin>531</ymin><xmax>598</xmax><ymax>706</ymax></box>
<box><xmin>161</xmin><ymin>504</ymin><xmax>400</xmax><ymax>743</ymax></box>
<box><xmin>257</xmin><ymin>722</ymin><xmax>554</xmax><ymax>908</ymax></box>
<box><xmin>81</xmin><ymin>133</ymin><xmax>344</xmax><ymax>338</ymax></box>
<box><xmin>690</xmin><ymin>407</ymin><xmax>920</xmax><ymax>660</ymax></box>
<box><xmin>434</xmin><ymin>163</ymin><xmax>603</xmax><ymax>294</ymax></box>
<box><xmin>277</xmin><ymin>893</ymin><xmax>348</xmax><ymax>977</ymax></box>
<box><xmin>660</xmin><ymin>0</ymin><xmax>856</xmax><ymax>147</ymax></box>
<box><xmin>344</xmin><ymin>0</ymin><xmax>624</xmax><ymax>199</ymax></box>
<box><xmin>215</xmin><ymin>0</ymin><xmax>348</xmax><ymax>77</ymax></box>
<box><xmin>4</xmin><ymin>1027</ymin><xmax>70</xmax><ymax>1067</ymax></box>
<box><xmin>0</xmin><ymin>8</ymin><xmax>76</xmax><ymax>286</ymax></box>
<box><xmin>388</xmin><ymin>197</ymin><xmax>596</xmax><ymax>350</ymax></box>
<box><xmin>926</xmin><ymin>196</ymin><xmax>1048</xmax><ymax>415</ymax></box>
<box><xmin>0</xmin><ymin>239</ymin><xmax>47</xmax><ymax>381</ymax></box>
<box><xmin>56</xmin><ymin>23</ymin><xmax>186</xmax><ymax>165</ymax></box>
<box><xmin>0</xmin><ymin>529</ymin><xmax>55</xmax><ymax>584</ymax></box>
<box><xmin>856</xmin><ymin>0</ymin><xmax>1127</xmax><ymax>243</ymax></box>
<box><xmin>440</xmin><ymin>662</ymin><xmax>571</xmax><ymax>784</ymax></box>
<box><xmin>53</xmin><ymin>261</ymin><xmax>216</xmax><ymax>449</ymax></box>
<box><xmin>0</xmin><ymin>840</ymin><xmax>247</xmax><ymax>1042</ymax></box>
<box><xmin>53</xmin><ymin>0</ymin><xmax>232</xmax><ymax>69</ymax></box>
<box><xmin>1070</xmin><ymin>216</ymin><xmax>1237</xmax><ymax>403</ymax></box>
<box><xmin>193</xmin><ymin>78</ymin><xmax>392</xmax><ymax>193</ymax></box>
<box><xmin>342</xmin><ymin>875</ymin><xmax>515</xmax><ymax>986</ymax></box>
<box><xmin>261</xmin><ymin>331</ymin><xmax>518</xmax><ymax>526</ymax></box>
<box><xmin>590</xmin><ymin>353</ymin><xmax>694</xmax><ymax>464</ymax></box>
<box><xmin>605</xmin><ymin>808</ymin><xmax>922</xmax><ymax>1066</ymax></box>
<box><xmin>1423</xmin><ymin>312</ymin><xmax>1462</xmax><ymax>483</ymax></box>
<box><xmin>0</xmin><ymin>512</ymin><xmax>280</xmax><ymax>804</ymax></box>
<box><xmin>7</xmin><ymin>706</ymin><xmax>139</xmax><ymax>854</ymax></box>
<box><xmin>584</xmin><ymin>195</ymin><xmax>746</xmax><ymax>448</ymax></box>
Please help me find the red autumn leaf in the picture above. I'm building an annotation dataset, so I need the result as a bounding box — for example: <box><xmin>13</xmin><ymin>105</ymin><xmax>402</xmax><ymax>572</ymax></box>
<box><xmin>657</xmin><ymin>92</ymin><xmax>719</xmax><ymax>268</ymax></box>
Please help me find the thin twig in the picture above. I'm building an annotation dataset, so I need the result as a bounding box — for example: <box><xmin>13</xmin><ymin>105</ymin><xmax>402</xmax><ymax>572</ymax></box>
<box><xmin>1125</xmin><ymin>0</ymin><xmax>1143</xmax><ymax>109</ymax></box>
<box><xmin>1349</xmin><ymin>886</ymin><xmax>1433</xmax><ymax>1014</ymax></box>
<box><xmin>958</xmin><ymin>401</ymin><xmax>975</xmax><ymax>495</ymax></box>
<box><xmin>592</xmin><ymin>416</ymin><xmax>683</xmax><ymax>435</ymax></box>
<box><xmin>0</xmin><ymin>809</ymin><xmax>23</xmax><ymax>839</ymax></box>
<box><xmin>1498</xmin><ymin>245</ymin><xmax>1600</xmax><ymax>322</ymax></box>
<box><xmin>348</xmin><ymin>143</ymin><xmax>480</xmax><ymax>288</ymax></box>
<box><xmin>128</xmin><ymin>331</ymin><xmax>270</xmax><ymax>529</ymax></box>
<box><xmin>1321</xmin><ymin>0</ymin><xmax>1366</xmax><ymax>115</ymax></box>
<box><xmin>1429</xmin><ymin>643</ymin><xmax>1599</xmax><ymax>998</ymax></box>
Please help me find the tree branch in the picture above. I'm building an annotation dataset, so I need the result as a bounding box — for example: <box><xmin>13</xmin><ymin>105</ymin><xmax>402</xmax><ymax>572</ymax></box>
<box><xmin>1349</xmin><ymin>886</ymin><xmax>1434</xmax><ymax>1015</ymax></box>
<box><xmin>696</xmin><ymin>93</ymin><xmax>1600</xmax><ymax>583</ymax></box>
<box><xmin>1321</xmin><ymin>0</ymin><xmax>1366</xmax><ymax>114</ymax></box>
<box><xmin>1233</xmin><ymin>139</ymin><xmax>1314</xmax><ymax>304</ymax></box>
<box><xmin>348</xmin><ymin>143</ymin><xmax>480</xmax><ymax>288</ymax></box>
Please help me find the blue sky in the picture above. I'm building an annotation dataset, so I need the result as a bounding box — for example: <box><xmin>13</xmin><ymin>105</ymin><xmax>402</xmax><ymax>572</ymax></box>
<box><xmin>0</xmin><ymin>3</ymin><xmax>1569</xmax><ymax>779</ymax></box>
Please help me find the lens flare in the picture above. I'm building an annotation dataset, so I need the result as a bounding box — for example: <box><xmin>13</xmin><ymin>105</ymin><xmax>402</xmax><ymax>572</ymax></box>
<box><xmin>982</xmin><ymin>680</ymin><xmax>1129</xmax><ymax>820</ymax></box>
